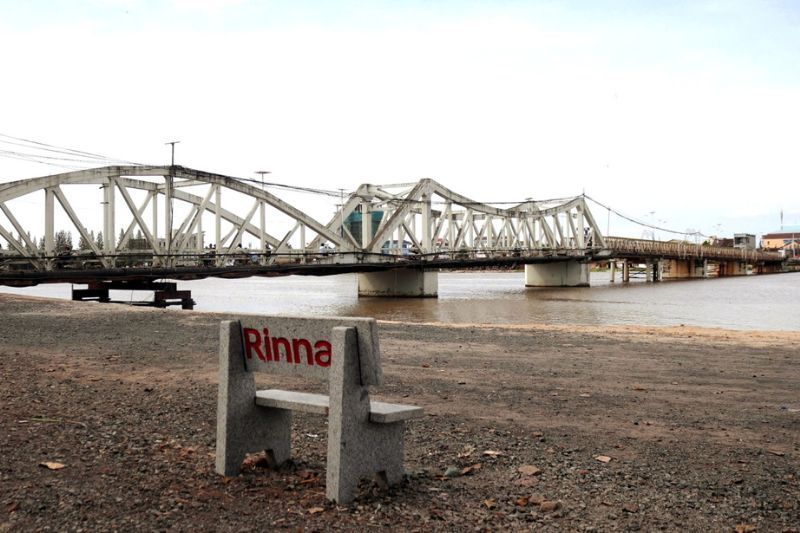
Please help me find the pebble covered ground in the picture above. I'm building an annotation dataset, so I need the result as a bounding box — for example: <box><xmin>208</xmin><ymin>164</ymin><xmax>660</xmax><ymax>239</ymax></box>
<box><xmin>1</xmin><ymin>294</ymin><xmax>798</xmax><ymax>531</ymax></box>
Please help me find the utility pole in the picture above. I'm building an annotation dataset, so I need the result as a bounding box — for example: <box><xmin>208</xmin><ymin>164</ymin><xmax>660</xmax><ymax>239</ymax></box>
<box><xmin>163</xmin><ymin>141</ymin><xmax>179</xmax><ymax>264</ymax></box>
<box><xmin>165</xmin><ymin>140</ymin><xmax>180</xmax><ymax>167</ymax></box>
<box><xmin>339</xmin><ymin>188</ymin><xmax>346</xmax><ymax>241</ymax></box>
<box><xmin>255</xmin><ymin>170</ymin><xmax>271</xmax><ymax>190</ymax></box>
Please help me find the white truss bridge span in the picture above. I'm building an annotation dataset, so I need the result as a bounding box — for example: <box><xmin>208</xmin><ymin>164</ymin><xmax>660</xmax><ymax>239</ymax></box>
<box><xmin>0</xmin><ymin>166</ymin><xmax>786</xmax><ymax>298</ymax></box>
<box><xmin>0</xmin><ymin>165</ymin><xmax>603</xmax><ymax>270</ymax></box>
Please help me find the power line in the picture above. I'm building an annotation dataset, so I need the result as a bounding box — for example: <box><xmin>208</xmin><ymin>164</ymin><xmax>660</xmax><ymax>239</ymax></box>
<box><xmin>0</xmin><ymin>137</ymin><xmax>131</xmax><ymax>164</ymax></box>
<box><xmin>583</xmin><ymin>193</ymin><xmax>710</xmax><ymax>238</ymax></box>
<box><xmin>0</xmin><ymin>151</ymin><xmax>85</xmax><ymax>170</ymax></box>
<box><xmin>0</xmin><ymin>132</ymin><xmax>142</xmax><ymax>165</ymax></box>
<box><xmin>233</xmin><ymin>176</ymin><xmax>344</xmax><ymax>197</ymax></box>
<box><xmin>0</xmin><ymin>149</ymin><xmax>132</xmax><ymax>165</ymax></box>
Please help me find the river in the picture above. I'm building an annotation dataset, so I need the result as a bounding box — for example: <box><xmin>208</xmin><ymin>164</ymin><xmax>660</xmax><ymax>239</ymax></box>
<box><xmin>2</xmin><ymin>271</ymin><xmax>798</xmax><ymax>331</ymax></box>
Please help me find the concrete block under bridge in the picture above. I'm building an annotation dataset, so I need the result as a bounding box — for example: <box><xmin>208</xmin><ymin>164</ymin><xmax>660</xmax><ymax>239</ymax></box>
<box><xmin>524</xmin><ymin>261</ymin><xmax>589</xmax><ymax>287</ymax></box>
<box><xmin>357</xmin><ymin>269</ymin><xmax>439</xmax><ymax>297</ymax></box>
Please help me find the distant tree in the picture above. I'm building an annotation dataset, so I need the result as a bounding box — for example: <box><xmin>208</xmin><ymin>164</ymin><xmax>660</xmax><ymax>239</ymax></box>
<box><xmin>95</xmin><ymin>231</ymin><xmax>104</xmax><ymax>250</ymax></box>
<box><xmin>117</xmin><ymin>228</ymin><xmax>125</xmax><ymax>249</ymax></box>
<box><xmin>55</xmin><ymin>230</ymin><xmax>73</xmax><ymax>253</ymax></box>
<box><xmin>78</xmin><ymin>230</ymin><xmax>95</xmax><ymax>251</ymax></box>
<box><xmin>38</xmin><ymin>236</ymin><xmax>45</xmax><ymax>251</ymax></box>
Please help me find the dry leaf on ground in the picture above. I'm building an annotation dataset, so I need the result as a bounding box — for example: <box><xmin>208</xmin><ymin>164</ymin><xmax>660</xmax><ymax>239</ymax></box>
<box><xmin>461</xmin><ymin>463</ymin><xmax>481</xmax><ymax>476</ymax></box>
<box><xmin>39</xmin><ymin>461</ymin><xmax>66</xmax><ymax>470</ymax></box>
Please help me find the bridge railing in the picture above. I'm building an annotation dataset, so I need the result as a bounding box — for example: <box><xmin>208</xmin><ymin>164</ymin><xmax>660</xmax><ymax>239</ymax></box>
<box><xmin>604</xmin><ymin>237</ymin><xmax>783</xmax><ymax>262</ymax></box>
<box><xmin>0</xmin><ymin>244</ymin><xmax>596</xmax><ymax>273</ymax></box>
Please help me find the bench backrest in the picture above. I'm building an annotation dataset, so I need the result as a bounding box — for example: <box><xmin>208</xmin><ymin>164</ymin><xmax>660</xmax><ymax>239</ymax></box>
<box><xmin>234</xmin><ymin>315</ymin><xmax>382</xmax><ymax>386</ymax></box>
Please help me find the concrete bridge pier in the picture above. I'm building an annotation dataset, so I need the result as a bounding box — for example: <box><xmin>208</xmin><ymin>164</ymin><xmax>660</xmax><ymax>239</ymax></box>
<box><xmin>662</xmin><ymin>259</ymin><xmax>708</xmax><ymax>280</ymax></box>
<box><xmin>525</xmin><ymin>261</ymin><xmax>589</xmax><ymax>287</ymax></box>
<box><xmin>756</xmin><ymin>262</ymin><xmax>783</xmax><ymax>274</ymax></box>
<box><xmin>622</xmin><ymin>260</ymin><xmax>630</xmax><ymax>283</ymax></box>
<box><xmin>717</xmin><ymin>261</ymin><xmax>747</xmax><ymax>277</ymax></box>
<box><xmin>644</xmin><ymin>260</ymin><xmax>662</xmax><ymax>282</ymax></box>
<box><xmin>357</xmin><ymin>269</ymin><xmax>438</xmax><ymax>297</ymax></box>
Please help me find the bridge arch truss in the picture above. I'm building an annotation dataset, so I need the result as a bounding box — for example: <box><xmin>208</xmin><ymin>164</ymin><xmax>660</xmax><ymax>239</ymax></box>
<box><xmin>0</xmin><ymin>165</ymin><xmax>605</xmax><ymax>274</ymax></box>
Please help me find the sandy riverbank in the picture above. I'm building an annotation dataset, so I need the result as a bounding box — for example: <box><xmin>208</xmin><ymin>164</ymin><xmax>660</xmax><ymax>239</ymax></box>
<box><xmin>1</xmin><ymin>294</ymin><xmax>798</xmax><ymax>531</ymax></box>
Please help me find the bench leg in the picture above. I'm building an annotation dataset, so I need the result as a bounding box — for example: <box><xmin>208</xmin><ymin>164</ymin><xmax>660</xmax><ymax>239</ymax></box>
<box><xmin>216</xmin><ymin>320</ymin><xmax>292</xmax><ymax>476</ymax></box>
<box><xmin>326</xmin><ymin>327</ymin><xmax>408</xmax><ymax>503</ymax></box>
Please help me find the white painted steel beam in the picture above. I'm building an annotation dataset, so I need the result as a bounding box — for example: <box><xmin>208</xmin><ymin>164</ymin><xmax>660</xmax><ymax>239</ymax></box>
<box><xmin>0</xmin><ymin>165</ymin><xmax>617</xmax><ymax>273</ymax></box>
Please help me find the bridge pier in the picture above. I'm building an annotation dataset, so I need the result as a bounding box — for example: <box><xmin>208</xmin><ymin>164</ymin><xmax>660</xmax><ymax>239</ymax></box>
<box><xmin>525</xmin><ymin>261</ymin><xmax>589</xmax><ymax>287</ymax></box>
<box><xmin>357</xmin><ymin>269</ymin><xmax>438</xmax><ymax>297</ymax></box>
<box><xmin>717</xmin><ymin>261</ymin><xmax>748</xmax><ymax>277</ymax></box>
<box><xmin>644</xmin><ymin>260</ymin><xmax>662</xmax><ymax>282</ymax></box>
<box><xmin>662</xmin><ymin>259</ymin><xmax>708</xmax><ymax>280</ymax></box>
<box><xmin>756</xmin><ymin>262</ymin><xmax>783</xmax><ymax>274</ymax></box>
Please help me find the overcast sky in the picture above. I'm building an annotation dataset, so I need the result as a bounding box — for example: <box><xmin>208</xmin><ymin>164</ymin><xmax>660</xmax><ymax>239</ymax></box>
<box><xmin>1</xmin><ymin>0</ymin><xmax>799</xmax><ymax>239</ymax></box>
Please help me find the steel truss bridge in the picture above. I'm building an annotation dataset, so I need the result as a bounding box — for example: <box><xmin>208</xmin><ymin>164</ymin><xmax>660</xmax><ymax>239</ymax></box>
<box><xmin>0</xmin><ymin>166</ymin><xmax>785</xmax><ymax>290</ymax></box>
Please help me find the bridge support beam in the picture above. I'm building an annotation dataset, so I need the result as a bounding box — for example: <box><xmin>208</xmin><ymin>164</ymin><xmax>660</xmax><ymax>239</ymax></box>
<box><xmin>71</xmin><ymin>281</ymin><xmax>195</xmax><ymax>309</ymax></box>
<box><xmin>756</xmin><ymin>262</ymin><xmax>783</xmax><ymax>274</ymax></box>
<box><xmin>525</xmin><ymin>261</ymin><xmax>589</xmax><ymax>287</ymax></box>
<box><xmin>357</xmin><ymin>269</ymin><xmax>438</xmax><ymax>297</ymax></box>
<box><xmin>717</xmin><ymin>261</ymin><xmax>747</xmax><ymax>277</ymax></box>
<box><xmin>644</xmin><ymin>260</ymin><xmax>662</xmax><ymax>282</ymax></box>
<box><xmin>662</xmin><ymin>259</ymin><xmax>708</xmax><ymax>280</ymax></box>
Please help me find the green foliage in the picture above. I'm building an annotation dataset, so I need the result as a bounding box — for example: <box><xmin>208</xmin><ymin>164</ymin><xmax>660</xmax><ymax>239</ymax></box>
<box><xmin>55</xmin><ymin>230</ymin><xmax>73</xmax><ymax>253</ymax></box>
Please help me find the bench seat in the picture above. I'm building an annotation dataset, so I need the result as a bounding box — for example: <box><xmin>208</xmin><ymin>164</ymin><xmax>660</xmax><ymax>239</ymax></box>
<box><xmin>255</xmin><ymin>389</ymin><xmax>424</xmax><ymax>423</ymax></box>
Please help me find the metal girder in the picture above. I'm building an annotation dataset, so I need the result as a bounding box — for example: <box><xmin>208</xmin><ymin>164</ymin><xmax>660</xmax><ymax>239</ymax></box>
<box><xmin>0</xmin><ymin>165</ymin><xmax>609</xmax><ymax>273</ymax></box>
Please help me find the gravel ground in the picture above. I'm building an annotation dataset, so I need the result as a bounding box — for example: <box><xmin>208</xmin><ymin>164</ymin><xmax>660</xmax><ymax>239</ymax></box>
<box><xmin>1</xmin><ymin>294</ymin><xmax>798</xmax><ymax>531</ymax></box>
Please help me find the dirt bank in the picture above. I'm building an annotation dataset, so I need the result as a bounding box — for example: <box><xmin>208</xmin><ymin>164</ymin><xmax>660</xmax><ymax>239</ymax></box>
<box><xmin>1</xmin><ymin>294</ymin><xmax>798</xmax><ymax>531</ymax></box>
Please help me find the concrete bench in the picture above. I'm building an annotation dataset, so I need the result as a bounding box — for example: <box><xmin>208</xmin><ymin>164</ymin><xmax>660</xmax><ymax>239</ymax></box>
<box><xmin>215</xmin><ymin>315</ymin><xmax>423</xmax><ymax>503</ymax></box>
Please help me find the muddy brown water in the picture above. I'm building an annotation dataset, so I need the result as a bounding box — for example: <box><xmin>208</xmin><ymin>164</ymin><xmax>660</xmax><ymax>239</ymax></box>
<box><xmin>1</xmin><ymin>270</ymin><xmax>798</xmax><ymax>331</ymax></box>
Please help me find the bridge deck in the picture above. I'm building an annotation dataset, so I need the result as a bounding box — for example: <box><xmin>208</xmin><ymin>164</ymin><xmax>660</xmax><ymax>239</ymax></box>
<box><xmin>0</xmin><ymin>254</ymin><xmax>589</xmax><ymax>286</ymax></box>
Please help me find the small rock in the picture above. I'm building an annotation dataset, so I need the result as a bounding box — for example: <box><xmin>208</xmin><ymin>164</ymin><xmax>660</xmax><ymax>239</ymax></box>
<box><xmin>444</xmin><ymin>466</ymin><xmax>460</xmax><ymax>478</ymax></box>
<box><xmin>528</xmin><ymin>493</ymin><xmax>545</xmax><ymax>505</ymax></box>
<box><xmin>518</xmin><ymin>465</ymin><xmax>542</xmax><ymax>476</ymax></box>
<box><xmin>622</xmin><ymin>502</ymin><xmax>639</xmax><ymax>513</ymax></box>
<box><xmin>539</xmin><ymin>500</ymin><xmax>561</xmax><ymax>512</ymax></box>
